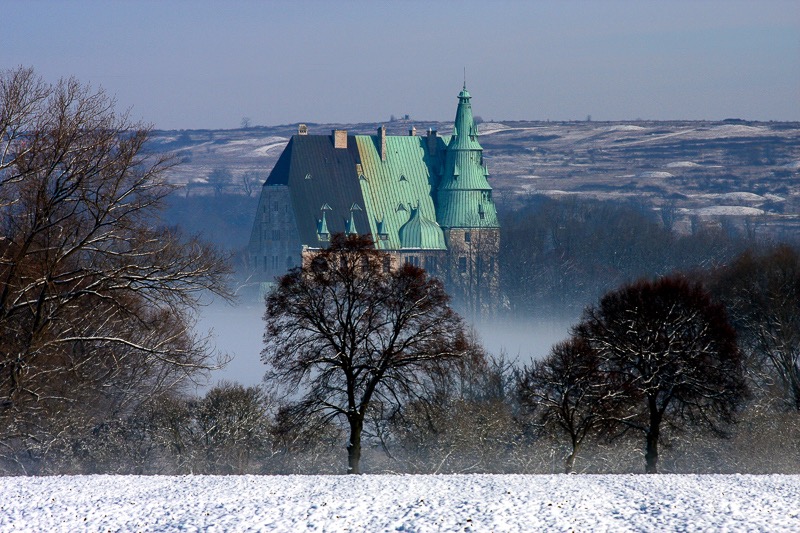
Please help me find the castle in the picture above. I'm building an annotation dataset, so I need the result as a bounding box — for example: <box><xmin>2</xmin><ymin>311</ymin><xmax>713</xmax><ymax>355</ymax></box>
<box><xmin>248</xmin><ymin>85</ymin><xmax>500</xmax><ymax>315</ymax></box>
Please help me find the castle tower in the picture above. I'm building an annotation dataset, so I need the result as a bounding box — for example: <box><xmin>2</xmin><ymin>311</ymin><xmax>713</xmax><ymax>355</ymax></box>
<box><xmin>436</xmin><ymin>84</ymin><xmax>500</xmax><ymax>318</ymax></box>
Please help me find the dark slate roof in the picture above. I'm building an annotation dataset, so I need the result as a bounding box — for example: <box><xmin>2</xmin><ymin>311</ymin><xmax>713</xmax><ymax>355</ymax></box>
<box><xmin>264</xmin><ymin>135</ymin><xmax>370</xmax><ymax>246</ymax></box>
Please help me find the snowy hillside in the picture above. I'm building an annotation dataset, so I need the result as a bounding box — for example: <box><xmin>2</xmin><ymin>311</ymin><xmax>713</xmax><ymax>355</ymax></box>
<box><xmin>3</xmin><ymin>474</ymin><xmax>800</xmax><ymax>531</ymax></box>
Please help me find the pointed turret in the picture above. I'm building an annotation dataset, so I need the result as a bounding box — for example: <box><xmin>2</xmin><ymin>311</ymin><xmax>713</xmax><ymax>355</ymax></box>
<box><xmin>435</xmin><ymin>85</ymin><xmax>499</xmax><ymax>229</ymax></box>
<box><xmin>450</xmin><ymin>83</ymin><xmax>483</xmax><ymax>151</ymax></box>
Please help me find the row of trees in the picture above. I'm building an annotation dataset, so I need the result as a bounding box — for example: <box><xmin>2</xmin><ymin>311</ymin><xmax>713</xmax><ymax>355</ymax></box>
<box><xmin>257</xmin><ymin>234</ymin><xmax>800</xmax><ymax>475</ymax></box>
<box><xmin>499</xmin><ymin>196</ymin><xmax>761</xmax><ymax>320</ymax></box>
<box><xmin>520</xmin><ymin>246</ymin><xmax>800</xmax><ymax>473</ymax></box>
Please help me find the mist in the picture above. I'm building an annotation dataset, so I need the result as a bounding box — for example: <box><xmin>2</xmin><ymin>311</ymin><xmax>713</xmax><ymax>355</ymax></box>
<box><xmin>198</xmin><ymin>301</ymin><xmax>574</xmax><ymax>390</ymax></box>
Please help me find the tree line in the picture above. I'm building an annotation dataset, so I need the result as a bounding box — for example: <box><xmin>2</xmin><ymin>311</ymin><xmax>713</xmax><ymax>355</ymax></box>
<box><xmin>6</xmin><ymin>234</ymin><xmax>796</xmax><ymax>476</ymax></box>
<box><xmin>2</xmin><ymin>67</ymin><xmax>799</xmax><ymax>476</ymax></box>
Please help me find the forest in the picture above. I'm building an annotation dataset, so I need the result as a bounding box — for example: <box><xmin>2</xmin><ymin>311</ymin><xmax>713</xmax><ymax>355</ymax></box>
<box><xmin>2</xmin><ymin>66</ymin><xmax>800</xmax><ymax>476</ymax></box>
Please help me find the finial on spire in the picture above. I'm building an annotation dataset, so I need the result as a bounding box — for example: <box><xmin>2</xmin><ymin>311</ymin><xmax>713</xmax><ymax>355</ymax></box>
<box><xmin>463</xmin><ymin>67</ymin><xmax>466</xmax><ymax>90</ymax></box>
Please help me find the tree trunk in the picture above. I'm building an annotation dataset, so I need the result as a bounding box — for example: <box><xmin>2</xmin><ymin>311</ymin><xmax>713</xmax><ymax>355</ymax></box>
<box><xmin>565</xmin><ymin>439</ymin><xmax>580</xmax><ymax>474</ymax></box>
<box><xmin>792</xmin><ymin>379</ymin><xmax>800</xmax><ymax>412</ymax></box>
<box><xmin>347</xmin><ymin>416</ymin><xmax>363</xmax><ymax>474</ymax></box>
<box><xmin>645</xmin><ymin>430</ymin><xmax>659</xmax><ymax>474</ymax></box>
<box><xmin>645</xmin><ymin>396</ymin><xmax>661</xmax><ymax>474</ymax></box>
<box><xmin>565</xmin><ymin>451</ymin><xmax>577</xmax><ymax>474</ymax></box>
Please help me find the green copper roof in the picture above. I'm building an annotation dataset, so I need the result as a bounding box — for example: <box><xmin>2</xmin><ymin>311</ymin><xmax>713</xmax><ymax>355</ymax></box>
<box><xmin>355</xmin><ymin>134</ymin><xmax>446</xmax><ymax>250</ymax></box>
<box><xmin>398</xmin><ymin>206</ymin><xmax>447</xmax><ymax>249</ymax></box>
<box><xmin>435</xmin><ymin>84</ymin><xmax>499</xmax><ymax>228</ymax></box>
<box><xmin>255</xmin><ymin>85</ymin><xmax>500</xmax><ymax>253</ymax></box>
<box><xmin>450</xmin><ymin>83</ymin><xmax>483</xmax><ymax>151</ymax></box>
<box><xmin>435</xmin><ymin>189</ymin><xmax>499</xmax><ymax>229</ymax></box>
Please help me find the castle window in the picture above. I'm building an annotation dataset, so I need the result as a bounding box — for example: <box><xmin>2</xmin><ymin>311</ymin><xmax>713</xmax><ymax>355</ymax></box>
<box><xmin>361</xmin><ymin>256</ymin><xmax>370</xmax><ymax>273</ymax></box>
<box><xmin>383</xmin><ymin>256</ymin><xmax>391</xmax><ymax>273</ymax></box>
<box><xmin>272</xmin><ymin>201</ymin><xmax>279</xmax><ymax>211</ymax></box>
<box><xmin>458</xmin><ymin>256</ymin><xmax>467</xmax><ymax>273</ymax></box>
<box><xmin>263</xmin><ymin>256</ymin><xmax>268</xmax><ymax>272</ymax></box>
<box><xmin>464</xmin><ymin>232</ymin><xmax>471</xmax><ymax>243</ymax></box>
<box><xmin>287</xmin><ymin>256</ymin><xmax>294</xmax><ymax>268</ymax></box>
<box><xmin>272</xmin><ymin>256</ymin><xmax>279</xmax><ymax>270</ymax></box>
<box><xmin>272</xmin><ymin>229</ymin><xmax>281</xmax><ymax>241</ymax></box>
<box><xmin>425</xmin><ymin>256</ymin><xmax>438</xmax><ymax>274</ymax></box>
<box><xmin>404</xmin><ymin>255</ymin><xmax>420</xmax><ymax>267</ymax></box>
<box><xmin>489</xmin><ymin>257</ymin><xmax>495</xmax><ymax>274</ymax></box>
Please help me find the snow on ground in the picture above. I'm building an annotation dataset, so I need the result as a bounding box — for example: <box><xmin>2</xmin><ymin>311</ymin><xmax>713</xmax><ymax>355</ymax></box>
<box><xmin>477</xmin><ymin>122</ymin><xmax>510</xmax><ymax>135</ymax></box>
<box><xmin>4</xmin><ymin>474</ymin><xmax>799</xmax><ymax>532</ymax></box>
<box><xmin>709</xmin><ymin>124</ymin><xmax>769</xmax><ymax>136</ymax></box>
<box><xmin>666</xmin><ymin>161</ymin><xmax>701</xmax><ymax>168</ymax></box>
<box><xmin>601</xmin><ymin>125</ymin><xmax>647</xmax><ymax>132</ymax></box>
<box><xmin>638</xmin><ymin>171</ymin><xmax>674</xmax><ymax>179</ymax></box>
<box><xmin>694</xmin><ymin>192</ymin><xmax>767</xmax><ymax>204</ymax></box>
<box><xmin>689</xmin><ymin>206</ymin><xmax>765</xmax><ymax>217</ymax></box>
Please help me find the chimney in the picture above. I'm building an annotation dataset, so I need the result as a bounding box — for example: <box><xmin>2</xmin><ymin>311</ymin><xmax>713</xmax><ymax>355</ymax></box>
<box><xmin>378</xmin><ymin>125</ymin><xmax>387</xmax><ymax>161</ymax></box>
<box><xmin>332</xmin><ymin>129</ymin><xmax>347</xmax><ymax>149</ymax></box>
<box><xmin>409</xmin><ymin>126</ymin><xmax>417</xmax><ymax>136</ymax></box>
<box><xmin>427</xmin><ymin>128</ymin><xmax>438</xmax><ymax>155</ymax></box>
<box><xmin>298</xmin><ymin>124</ymin><xmax>308</xmax><ymax>135</ymax></box>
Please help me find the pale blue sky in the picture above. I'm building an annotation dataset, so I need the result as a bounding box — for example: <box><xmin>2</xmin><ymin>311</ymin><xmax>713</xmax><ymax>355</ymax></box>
<box><xmin>4</xmin><ymin>0</ymin><xmax>799</xmax><ymax>129</ymax></box>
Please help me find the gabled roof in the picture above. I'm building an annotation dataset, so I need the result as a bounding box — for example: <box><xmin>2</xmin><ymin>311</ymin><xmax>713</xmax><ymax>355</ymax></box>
<box><xmin>264</xmin><ymin>135</ymin><xmax>370</xmax><ymax>245</ymax></box>
<box><xmin>354</xmin><ymin>134</ymin><xmax>446</xmax><ymax>250</ymax></box>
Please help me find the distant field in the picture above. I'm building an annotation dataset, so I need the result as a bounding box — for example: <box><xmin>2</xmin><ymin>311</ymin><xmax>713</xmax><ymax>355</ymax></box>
<box><xmin>4</xmin><ymin>474</ymin><xmax>800</xmax><ymax>531</ymax></box>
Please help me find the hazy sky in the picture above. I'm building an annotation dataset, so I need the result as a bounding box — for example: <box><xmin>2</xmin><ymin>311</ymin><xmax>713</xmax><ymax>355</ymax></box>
<box><xmin>5</xmin><ymin>1</ymin><xmax>799</xmax><ymax>129</ymax></box>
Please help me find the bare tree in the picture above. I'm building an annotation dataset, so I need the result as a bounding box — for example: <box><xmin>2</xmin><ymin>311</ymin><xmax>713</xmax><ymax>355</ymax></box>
<box><xmin>262</xmin><ymin>234</ymin><xmax>467</xmax><ymax>474</ymax></box>
<box><xmin>575</xmin><ymin>275</ymin><xmax>748</xmax><ymax>473</ymax></box>
<box><xmin>386</xmin><ymin>337</ymin><xmax>523</xmax><ymax>474</ymax></box>
<box><xmin>518</xmin><ymin>338</ymin><xmax>619</xmax><ymax>473</ymax></box>
<box><xmin>192</xmin><ymin>382</ymin><xmax>273</xmax><ymax>474</ymax></box>
<box><xmin>0</xmin><ymin>67</ymin><xmax>232</xmax><ymax>473</ymax></box>
<box><xmin>207</xmin><ymin>167</ymin><xmax>232</xmax><ymax>196</ymax></box>
<box><xmin>240</xmin><ymin>171</ymin><xmax>260</xmax><ymax>197</ymax></box>
<box><xmin>711</xmin><ymin>246</ymin><xmax>800</xmax><ymax>409</ymax></box>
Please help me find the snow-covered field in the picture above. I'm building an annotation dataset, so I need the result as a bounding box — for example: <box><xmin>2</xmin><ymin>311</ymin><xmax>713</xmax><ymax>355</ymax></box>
<box><xmin>3</xmin><ymin>474</ymin><xmax>800</xmax><ymax>532</ymax></box>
